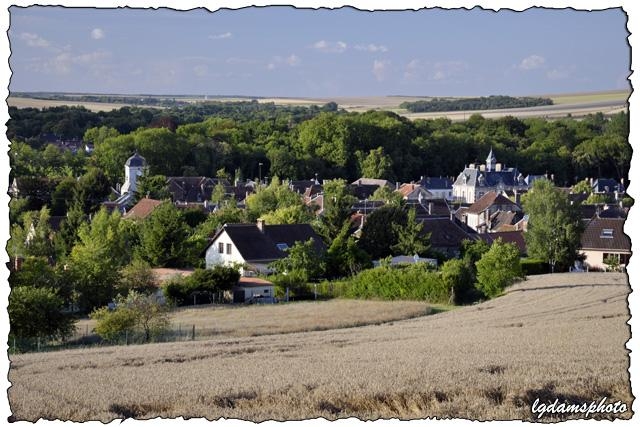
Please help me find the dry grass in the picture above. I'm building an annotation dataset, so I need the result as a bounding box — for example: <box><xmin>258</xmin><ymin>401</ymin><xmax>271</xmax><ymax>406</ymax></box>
<box><xmin>73</xmin><ymin>299</ymin><xmax>434</xmax><ymax>339</ymax></box>
<box><xmin>8</xmin><ymin>273</ymin><xmax>632</xmax><ymax>422</ymax></box>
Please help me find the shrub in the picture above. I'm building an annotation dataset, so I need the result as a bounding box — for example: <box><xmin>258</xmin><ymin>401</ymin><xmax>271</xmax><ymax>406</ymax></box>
<box><xmin>440</xmin><ymin>259</ymin><xmax>477</xmax><ymax>304</ymax></box>
<box><xmin>520</xmin><ymin>258</ymin><xmax>549</xmax><ymax>275</ymax></box>
<box><xmin>91</xmin><ymin>291</ymin><xmax>170</xmax><ymax>343</ymax></box>
<box><xmin>9</xmin><ymin>286</ymin><xmax>75</xmax><ymax>341</ymax></box>
<box><xmin>336</xmin><ymin>264</ymin><xmax>449</xmax><ymax>303</ymax></box>
<box><xmin>475</xmin><ymin>240</ymin><xmax>524</xmax><ymax>298</ymax></box>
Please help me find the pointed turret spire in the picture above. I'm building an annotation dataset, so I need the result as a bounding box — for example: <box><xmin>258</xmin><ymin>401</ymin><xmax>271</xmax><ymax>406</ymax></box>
<box><xmin>486</xmin><ymin>147</ymin><xmax>496</xmax><ymax>172</ymax></box>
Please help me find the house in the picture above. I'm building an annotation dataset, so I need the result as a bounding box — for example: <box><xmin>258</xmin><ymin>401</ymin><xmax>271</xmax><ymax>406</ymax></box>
<box><xmin>205</xmin><ymin>220</ymin><xmax>326</xmax><ymax>274</ymax></box>
<box><xmin>350</xmin><ymin>178</ymin><xmax>394</xmax><ymax>200</ymax></box>
<box><xmin>166</xmin><ymin>176</ymin><xmax>222</xmax><ymax>203</ymax></box>
<box><xmin>123</xmin><ymin>197</ymin><xmax>164</xmax><ymax>220</ymax></box>
<box><xmin>478</xmin><ymin>231</ymin><xmax>527</xmax><ymax>255</ymax></box>
<box><xmin>419</xmin><ymin>218</ymin><xmax>473</xmax><ymax>257</ymax></box>
<box><xmin>461</xmin><ymin>191</ymin><xmax>522</xmax><ymax>233</ymax></box>
<box><xmin>405</xmin><ymin>198</ymin><xmax>451</xmax><ymax>219</ymax></box>
<box><xmin>232</xmin><ymin>277</ymin><xmax>276</xmax><ymax>303</ymax></box>
<box><xmin>580</xmin><ymin>218</ymin><xmax>631</xmax><ymax>271</ymax></box>
<box><xmin>395</xmin><ymin>183</ymin><xmax>434</xmax><ymax>201</ymax></box>
<box><xmin>591</xmin><ymin>178</ymin><xmax>625</xmax><ymax>194</ymax></box>
<box><xmin>452</xmin><ymin>149</ymin><xmax>531</xmax><ymax>203</ymax></box>
<box><xmin>418</xmin><ymin>176</ymin><xmax>454</xmax><ymax>200</ymax></box>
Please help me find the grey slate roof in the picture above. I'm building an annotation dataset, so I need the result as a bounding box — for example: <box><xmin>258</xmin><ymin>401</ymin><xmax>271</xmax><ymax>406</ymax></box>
<box><xmin>580</xmin><ymin>218</ymin><xmax>630</xmax><ymax>252</ymax></box>
<box><xmin>210</xmin><ymin>223</ymin><xmax>325</xmax><ymax>262</ymax></box>
<box><xmin>125</xmin><ymin>152</ymin><xmax>146</xmax><ymax>167</ymax></box>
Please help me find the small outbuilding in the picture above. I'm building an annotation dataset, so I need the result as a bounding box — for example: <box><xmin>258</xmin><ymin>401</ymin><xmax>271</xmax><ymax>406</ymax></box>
<box><xmin>232</xmin><ymin>277</ymin><xmax>276</xmax><ymax>303</ymax></box>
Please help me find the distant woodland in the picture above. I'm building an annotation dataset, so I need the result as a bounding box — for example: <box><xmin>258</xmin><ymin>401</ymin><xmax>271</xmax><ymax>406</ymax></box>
<box><xmin>8</xmin><ymin>101</ymin><xmax>629</xmax><ymax>189</ymax></box>
<box><xmin>400</xmin><ymin>96</ymin><xmax>554</xmax><ymax>113</ymax></box>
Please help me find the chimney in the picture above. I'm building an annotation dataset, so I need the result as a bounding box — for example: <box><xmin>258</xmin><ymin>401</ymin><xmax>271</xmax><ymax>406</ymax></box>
<box><xmin>14</xmin><ymin>256</ymin><xmax>23</xmax><ymax>271</ymax></box>
<box><xmin>469</xmin><ymin>163</ymin><xmax>476</xmax><ymax>169</ymax></box>
<box><xmin>396</xmin><ymin>182</ymin><xmax>400</xmax><ymax>190</ymax></box>
<box><xmin>495</xmin><ymin>163</ymin><xmax>502</xmax><ymax>172</ymax></box>
<box><xmin>428</xmin><ymin>202</ymin><xmax>433</xmax><ymax>216</ymax></box>
<box><xmin>479</xmin><ymin>164</ymin><xmax>486</xmax><ymax>172</ymax></box>
<box><xmin>257</xmin><ymin>218</ymin><xmax>265</xmax><ymax>233</ymax></box>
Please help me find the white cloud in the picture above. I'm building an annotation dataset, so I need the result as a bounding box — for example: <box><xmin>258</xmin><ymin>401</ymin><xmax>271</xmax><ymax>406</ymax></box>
<box><xmin>31</xmin><ymin>50</ymin><xmax>111</xmax><ymax>75</ymax></box>
<box><xmin>19</xmin><ymin>32</ymin><xmax>49</xmax><ymax>48</ymax></box>
<box><xmin>210</xmin><ymin>32</ymin><xmax>232</xmax><ymax>40</ymax></box>
<box><xmin>91</xmin><ymin>28</ymin><xmax>105</xmax><ymax>40</ymax></box>
<box><xmin>355</xmin><ymin>44</ymin><xmax>388</xmax><ymax>53</ymax></box>
<box><xmin>267</xmin><ymin>54</ymin><xmax>301</xmax><ymax>70</ymax></box>
<box><xmin>372</xmin><ymin>59</ymin><xmax>390</xmax><ymax>82</ymax></box>
<box><xmin>546</xmin><ymin>65</ymin><xmax>575</xmax><ymax>80</ymax></box>
<box><xmin>193</xmin><ymin>65</ymin><xmax>208</xmax><ymax>77</ymax></box>
<box><xmin>311</xmin><ymin>40</ymin><xmax>347</xmax><ymax>53</ymax></box>
<box><xmin>519</xmin><ymin>54</ymin><xmax>546</xmax><ymax>70</ymax></box>
<box><xmin>404</xmin><ymin>59</ymin><xmax>469</xmax><ymax>82</ymax></box>
<box><xmin>285</xmin><ymin>54</ymin><xmax>300</xmax><ymax>67</ymax></box>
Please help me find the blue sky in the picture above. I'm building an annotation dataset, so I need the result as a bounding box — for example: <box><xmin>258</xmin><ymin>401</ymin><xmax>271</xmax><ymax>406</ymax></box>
<box><xmin>8</xmin><ymin>6</ymin><xmax>630</xmax><ymax>97</ymax></box>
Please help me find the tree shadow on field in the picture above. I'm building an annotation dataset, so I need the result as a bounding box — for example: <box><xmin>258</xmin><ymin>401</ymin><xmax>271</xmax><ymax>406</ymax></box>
<box><xmin>510</xmin><ymin>282</ymin><xmax>628</xmax><ymax>293</ymax></box>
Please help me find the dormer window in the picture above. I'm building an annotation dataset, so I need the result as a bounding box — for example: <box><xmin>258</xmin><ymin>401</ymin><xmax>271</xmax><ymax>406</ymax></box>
<box><xmin>601</xmin><ymin>229</ymin><xmax>614</xmax><ymax>238</ymax></box>
<box><xmin>276</xmin><ymin>243</ymin><xmax>289</xmax><ymax>251</ymax></box>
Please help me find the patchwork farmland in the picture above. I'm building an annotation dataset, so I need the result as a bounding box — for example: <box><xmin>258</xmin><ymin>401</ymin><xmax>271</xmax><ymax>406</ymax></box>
<box><xmin>8</xmin><ymin>273</ymin><xmax>632</xmax><ymax>422</ymax></box>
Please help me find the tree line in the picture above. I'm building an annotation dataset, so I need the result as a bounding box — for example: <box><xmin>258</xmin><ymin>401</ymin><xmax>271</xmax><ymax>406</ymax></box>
<box><xmin>400</xmin><ymin>95</ymin><xmax>553</xmax><ymax>113</ymax></box>
<box><xmin>9</xmin><ymin>103</ymin><xmax>631</xmax><ymax>190</ymax></box>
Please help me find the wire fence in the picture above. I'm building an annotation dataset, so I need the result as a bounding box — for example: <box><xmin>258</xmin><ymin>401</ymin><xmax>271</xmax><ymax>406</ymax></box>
<box><xmin>9</xmin><ymin>324</ymin><xmax>224</xmax><ymax>354</ymax></box>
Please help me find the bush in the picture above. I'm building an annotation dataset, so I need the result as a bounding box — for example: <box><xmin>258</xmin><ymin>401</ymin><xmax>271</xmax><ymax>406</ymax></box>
<box><xmin>91</xmin><ymin>291</ymin><xmax>170</xmax><ymax>343</ymax></box>
<box><xmin>9</xmin><ymin>286</ymin><xmax>75</xmax><ymax>341</ymax></box>
<box><xmin>440</xmin><ymin>258</ymin><xmax>477</xmax><ymax>304</ymax></box>
<box><xmin>475</xmin><ymin>240</ymin><xmax>524</xmax><ymax>298</ymax></box>
<box><xmin>335</xmin><ymin>263</ymin><xmax>449</xmax><ymax>303</ymax></box>
<box><xmin>520</xmin><ymin>258</ymin><xmax>549</xmax><ymax>275</ymax></box>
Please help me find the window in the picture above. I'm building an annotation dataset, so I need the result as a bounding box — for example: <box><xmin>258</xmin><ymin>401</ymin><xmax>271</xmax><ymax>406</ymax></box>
<box><xmin>226</xmin><ymin>244</ymin><xmax>232</xmax><ymax>255</ymax></box>
<box><xmin>601</xmin><ymin>229</ymin><xmax>614</xmax><ymax>238</ymax></box>
<box><xmin>264</xmin><ymin>289</ymin><xmax>269</xmax><ymax>294</ymax></box>
<box><xmin>218</xmin><ymin>243</ymin><xmax>224</xmax><ymax>254</ymax></box>
<box><xmin>276</xmin><ymin>243</ymin><xmax>289</xmax><ymax>251</ymax></box>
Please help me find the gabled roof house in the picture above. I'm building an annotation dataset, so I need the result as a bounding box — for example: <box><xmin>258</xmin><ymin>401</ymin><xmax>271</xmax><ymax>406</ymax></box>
<box><xmin>205</xmin><ymin>220</ymin><xmax>325</xmax><ymax>274</ymax></box>
<box><xmin>580</xmin><ymin>218</ymin><xmax>631</xmax><ymax>271</ymax></box>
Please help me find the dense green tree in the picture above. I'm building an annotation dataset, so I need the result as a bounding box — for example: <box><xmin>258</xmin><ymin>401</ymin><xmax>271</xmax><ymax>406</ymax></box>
<box><xmin>136</xmin><ymin>202</ymin><xmax>192</xmax><ymax>267</ymax></box>
<box><xmin>244</xmin><ymin>177</ymin><xmax>306</xmax><ymax>221</ymax></box>
<box><xmin>325</xmin><ymin>221</ymin><xmax>372</xmax><ymax>278</ymax></box>
<box><xmin>440</xmin><ymin>258</ymin><xmax>475</xmax><ymax>304</ymax></box>
<box><xmin>392</xmin><ymin>208</ymin><xmax>430</xmax><ymax>256</ymax></box>
<box><xmin>356</xmin><ymin>147</ymin><xmax>394</xmax><ymax>180</ymax></box>
<box><xmin>271</xmin><ymin>238</ymin><xmax>324</xmax><ymax>282</ymax></box>
<box><xmin>371</xmin><ymin>185</ymin><xmax>404</xmax><ymax>206</ymax></box>
<box><xmin>135</xmin><ymin>173</ymin><xmax>170</xmax><ymax>201</ymax></box>
<box><xmin>9</xmin><ymin>286</ymin><xmax>75</xmax><ymax>341</ymax></box>
<box><xmin>67</xmin><ymin>208</ymin><xmax>131</xmax><ymax>311</ymax></box>
<box><xmin>475</xmin><ymin>240</ymin><xmax>523</xmax><ymax>298</ymax></box>
<box><xmin>316</xmin><ymin>179</ymin><xmax>356</xmax><ymax>242</ymax></box>
<box><xmin>117</xmin><ymin>260</ymin><xmax>157</xmax><ymax>296</ymax></box>
<box><xmin>358</xmin><ymin>206</ymin><xmax>407</xmax><ymax>259</ymax></box>
<box><xmin>522</xmin><ymin>179</ymin><xmax>583</xmax><ymax>272</ymax></box>
<box><xmin>75</xmin><ymin>167</ymin><xmax>112</xmax><ymax>214</ymax></box>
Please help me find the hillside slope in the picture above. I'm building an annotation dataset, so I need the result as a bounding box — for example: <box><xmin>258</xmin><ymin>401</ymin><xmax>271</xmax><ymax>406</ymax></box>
<box><xmin>9</xmin><ymin>273</ymin><xmax>632</xmax><ymax>422</ymax></box>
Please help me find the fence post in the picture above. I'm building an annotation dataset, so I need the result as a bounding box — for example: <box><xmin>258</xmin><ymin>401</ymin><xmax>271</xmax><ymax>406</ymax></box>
<box><xmin>125</xmin><ymin>330</ymin><xmax>129</xmax><ymax>345</ymax></box>
<box><xmin>191</xmin><ymin>324</ymin><xmax>195</xmax><ymax>341</ymax></box>
<box><xmin>37</xmin><ymin>337</ymin><xmax>40</xmax><ymax>352</ymax></box>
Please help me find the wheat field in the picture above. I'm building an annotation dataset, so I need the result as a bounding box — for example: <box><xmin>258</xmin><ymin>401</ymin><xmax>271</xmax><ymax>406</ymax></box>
<box><xmin>8</xmin><ymin>273</ymin><xmax>632</xmax><ymax>422</ymax></box>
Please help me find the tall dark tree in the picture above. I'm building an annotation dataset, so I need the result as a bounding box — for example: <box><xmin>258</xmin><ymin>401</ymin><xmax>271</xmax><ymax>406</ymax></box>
<box><xmin>358</xmin><ymin>206</ymin><xmax>408</xmax><ymax>259</ymax></box>
<box><xmin>136</xmin><ymin>202</ymin><xmax>192</xmax><ymax>267</ymax></box>
<box><xmin>522</xmin><ymin>179</ymin><xmax>583</xmax><ymax>272</ymax></box>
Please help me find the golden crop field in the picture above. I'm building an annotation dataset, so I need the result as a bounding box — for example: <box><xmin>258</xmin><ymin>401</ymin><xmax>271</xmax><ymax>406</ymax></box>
<box><xmin>73</xmin><ymin>299</ymin><xmax>436</xmax><ymax>339</ymax></box>
<box><xmin>8</xmin><ymin>273</ymin><xmax>632</xmax><ymax>422</ymax></box>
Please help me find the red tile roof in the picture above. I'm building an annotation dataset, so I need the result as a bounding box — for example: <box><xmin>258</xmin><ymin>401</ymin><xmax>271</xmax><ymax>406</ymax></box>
<box><xmin>467</xmin><ymin>191</ymin><xmax>518</xmax><ymax>214</ymax></box>
<box><xmin>123</xmin><ymin>198</ymin><xmax>164</xmax><ymax>220</ymax></box>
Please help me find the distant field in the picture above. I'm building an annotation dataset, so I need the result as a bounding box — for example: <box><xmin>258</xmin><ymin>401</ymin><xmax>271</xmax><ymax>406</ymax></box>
<box><xmin>7</xmin><ymin>89</ymin><xmax>629</xmax><ymax>119</ymax></box>
<box><xmin>9</xmin><ymin>273</ymin><xmax>631</xmax><ymax>422</ymax></box>
<box><xmin>549</xmin><ymin>90</ymin><xmax>629</xmax><ymax>105</ymax></box>
<box><xmin>7</xmin><ymin>96</ymin><xmax>156</xmax><ymax>112</ymax></box>
<box><xmin>73</xmin><ymin>299</ymin><xmax>435</xmax><ymax>340</ymax></box>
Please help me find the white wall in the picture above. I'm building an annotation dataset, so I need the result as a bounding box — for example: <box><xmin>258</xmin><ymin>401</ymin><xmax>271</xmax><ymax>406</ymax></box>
<box><xmin>205</xmin><ymin>230</ymin><xmax>246</xmax><ymax>268</ymax></box>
